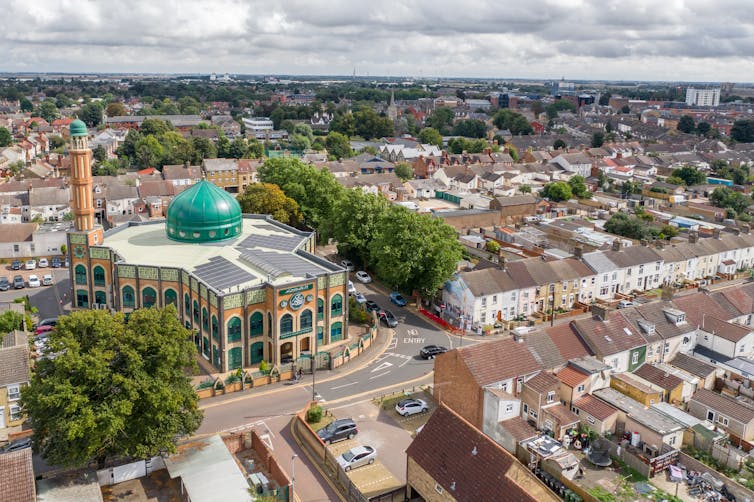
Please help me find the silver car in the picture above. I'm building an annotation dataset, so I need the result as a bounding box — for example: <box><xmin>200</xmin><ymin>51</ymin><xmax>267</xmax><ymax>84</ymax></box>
<box><xmin>337</xmin><ymin>445</ymin><xmax>376</xmax><ymax>471</ymax></box>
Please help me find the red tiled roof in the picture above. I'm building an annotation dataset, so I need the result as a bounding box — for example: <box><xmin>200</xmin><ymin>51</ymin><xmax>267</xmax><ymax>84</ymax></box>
<box><xmin>571</xmin><ymin>312</ymin><xmax>645</xmax><ymax>357</ymax></box>
<box><xmin>573</xmin><ymin>395</ymin><xmax>619</xmax><ymax>421</ymax></box>
<box><xmin>545</xmin><ymin>323</ymin><xmax>592</xmax><ymax>361</ymax></box>
<box><xmin>634</xmin><ymin>364</ymin><xmax>683</xmax><ymax>392</ymax></box>
<box><xmin>671</xmin><ymin>292</ymin><xmax>731</xmax><ymax>326</ymax></box>
<box><xmin>524</xmin><ymin>371</ymin><xmax>560</xmax><ymax>394</ymax></box>
<box><xmin>691</xmin><ymin>389</ymin><xmax>754</xmax><ymax>424</ymax></box>
<box><xmin>542</xmin><ymin>403</ymin><xmax>580</xmax><ymax>425</ymax></box>
<box><xmin>407</xmin><ymin>404</ymin><xmax>550</xmax><ymax>502</ymax></box>
<box><xmin>455</xmin><ymin>338</ymin><xmax>543</xmax><ymax>386</ymax></box>
<box><xmin>499</xmin><ymin>416</ymin><xmax>539</xmax><ymax>442</ymax></box>
<box><xmin>556</xmin><ymin>366</ymin><xmax>589</xmax><ymax>388</ymax></box>
<box><xmin>0</xmin><ymin>448</ymin><xmax>35</xmax><ymax>502</ymax></box>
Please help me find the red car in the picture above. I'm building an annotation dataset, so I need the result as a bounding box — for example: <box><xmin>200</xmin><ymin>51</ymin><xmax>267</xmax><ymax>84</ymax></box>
<box><xmin>35</xmin><ymin>325</ymin><xmax>54</xmax><ymax>336</ymax></box>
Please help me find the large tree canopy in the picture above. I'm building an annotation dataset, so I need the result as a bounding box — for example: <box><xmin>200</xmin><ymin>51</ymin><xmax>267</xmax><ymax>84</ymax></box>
<box><xmin>237</xmin><ymin>182</ymin><xmax>303</xmax><ymax>226</ymax></box>
<box><xmin>22</xmin><ymin>307</ymin><xmax>202</xmax><ymax>467</ymax></box>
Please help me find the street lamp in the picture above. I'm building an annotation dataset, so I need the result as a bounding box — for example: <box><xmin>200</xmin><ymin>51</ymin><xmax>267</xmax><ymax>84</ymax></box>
<box><xmin>312</xmin><ymin>329</ymin><xmax>317</xmax><ymax>402</ymax></box>
<box><xmin>291</xmin><ymin>454</ymin><xmax>298</xmax><ymax>499</ymax></box>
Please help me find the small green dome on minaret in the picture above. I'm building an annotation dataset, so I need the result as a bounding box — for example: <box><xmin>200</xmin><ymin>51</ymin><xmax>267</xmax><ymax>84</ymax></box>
<box><xmin>69</xmin><ymin>119</ymin><xmax>88</xmax><ymax>137</ymax></box>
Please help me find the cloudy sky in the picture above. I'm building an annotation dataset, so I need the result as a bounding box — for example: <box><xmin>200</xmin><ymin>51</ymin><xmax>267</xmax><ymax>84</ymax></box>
<box><xmin>2</xmin><ymin>0</ymin><xmax>753</xmax><ymax>82</ymax></box>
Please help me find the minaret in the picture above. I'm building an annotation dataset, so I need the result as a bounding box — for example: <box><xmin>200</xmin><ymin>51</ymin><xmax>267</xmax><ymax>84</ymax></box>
<box><xmin>69</xmin><ymin>119</ymin><xmax>95</xmax><ymax>232</ymax></box>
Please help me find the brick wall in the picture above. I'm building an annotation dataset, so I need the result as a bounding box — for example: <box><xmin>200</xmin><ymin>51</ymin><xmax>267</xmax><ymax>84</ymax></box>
<box><xmin>433</xmin><ymin>351</ymin><xmax>484</xmax><ymax>428</ymax></box>
<box><xmin>679</xmin><ymin>452</ymin><xmax>754</xmax><ymax>502</ymax></box>
<box><xmin>406</xmin><ymin>457</ymin><xmax>456</xmax><ymax>501</ymax></box>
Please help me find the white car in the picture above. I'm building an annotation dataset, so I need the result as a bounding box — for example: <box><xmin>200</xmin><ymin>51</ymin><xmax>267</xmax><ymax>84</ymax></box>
<box><xmin>340</xmin><ymin>259</ymin><xmax>354</xmax><ymax>271</ymax></box>
<box><xmin>355</xmin><ymin>271</ymin><xmax>372</xmax><ymax>284</ymax></box>
<box><xmin>337</xmin><ymin>445</ymin><xmax>376</xmax><ymax>472</ymax></box>
<box><xmin>25</xmin><ymin>259</ymin><xmax>37</xmax><ymax>270</ymax></box>
<box><xmin>27</xmin><ymin>274</ymin><xmax>41</xmax><ymax>288</ymax></box>
<box><xmin>347</xmin><ymin>281</ymin><xmax>357</xmax><ymax>295</ymax></box>
<box><xmin>395</xmin><ymin>398</ymin><xmax>428</xmax><ymax>417</ymax></box>
<box><xmin>42</xmin><ymin>274</ymin><xmax>54</xmax><ymax>286</ymax></box>
<box><xmin>354</xmin><ymin>293</ymin><xmax>367</xmax><ymax>305</ymax></box>
<box><xmin>38</xmin><ymin>258</ymin><xmax>49</xmax><ymax>268</ymax></box>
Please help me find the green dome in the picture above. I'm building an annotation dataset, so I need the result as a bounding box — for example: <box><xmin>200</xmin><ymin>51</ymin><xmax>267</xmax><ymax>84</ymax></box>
<box><xmin>166</xmin><ymin>180</ymin><xmax>243</xmax><ymax>243</ymax></box>
<box><xmin>69</xmin><ymin>119</ymin><xmax>88</xmax><ymax>137</ymax></box>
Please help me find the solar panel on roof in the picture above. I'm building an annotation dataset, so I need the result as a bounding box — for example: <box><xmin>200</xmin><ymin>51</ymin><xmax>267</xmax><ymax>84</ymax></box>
<box><xmin>239</xmin><ymin>249</ymin><xmax>325</xmax><ymax>278</ymax></box>
<box><xmin>237</xmin><ymin>233</ymin><xmax>301</xmax><ymax>251</ymax></box>
<box><xmin>193</xmin><ymin>256</ymin><xmax>256</xmax><ymax>291</ymax></box>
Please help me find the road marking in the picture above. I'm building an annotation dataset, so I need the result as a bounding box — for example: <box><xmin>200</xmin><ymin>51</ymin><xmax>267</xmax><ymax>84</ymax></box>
<box><xmin>369</xmin><ymin>370</ymin><xmax>391</xmax><ymax>380</ymax></box>
<box><xmin>406</xmin><ymin>329</ymin><xmax>418</xmax><ymax>337</ymax></box>
<box><xmin>259</xmin><ymin>432</ymin><xmax>274</xmax><ymax>450</ymax></box>
<box><xmin>370</xmin><ymin>361</ymin><xmax>393</xmax><ymax>373</ymax></box>
<box><xmin>330</xmin><ymin>381</ymin><xmax>359</xmax><ymax>390</ymax></box>
<box><xmin>399</xmin><ymin>358</ymin><xmax>411</xmax><ymax>368</ymax></box>
<box><xmin>403</xmin><ymin>337</ymin><xmax>425</xmax><ymax>344</ymax></box>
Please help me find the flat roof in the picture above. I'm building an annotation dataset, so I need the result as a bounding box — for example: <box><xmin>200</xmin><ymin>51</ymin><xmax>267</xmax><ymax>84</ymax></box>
<box><xmin>594</xmin><ymin>388</ymin><xmax>685</xmax><ymax>435</ymax></box>
<box><xmin>103</xmin><ymin>216</ymin><xmax>339</xmax><ymax>293</ymax></box>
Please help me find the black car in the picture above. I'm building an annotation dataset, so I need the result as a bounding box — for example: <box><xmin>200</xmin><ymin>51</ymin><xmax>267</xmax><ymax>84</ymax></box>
<box><xmin>0</xmin><ymin>277</ymin><xmax>9</xmax><ymax>291</ymax></box>
<box><xmin>364</xmin><ymin>300</ymin><xmax>380</xmax><ymax>313</ymax></box>
<box><xmin>420</xmin><ymin>345</ymin><xmax>448</xmax><ymax>359</ymax></box>
<box><xmin>51</xmin><ymin>256</ymin><xmax>62</xmax><ymax>268</ymax></box>
<box><xmin>11</xmin><ymin>260</ymin><xmax>21</xmax><ymax>271</ymax></box>
<box><xmin>317</xmin><ymin>418</ymin><xmax>358</xmax><ymax>445</ymax></box>
<box><xmin>379</xmin><ymin>310</ymin><xmax>398</xmax><ymax>328</ymax></box>
<box><xmin>1</xmin><ymin>437</ymin><xmax>32</xmax><ymax>453</ymax></box>
<box><xmin>13</xmin><ymin>275</ymin><xmax>24</xmax><ymax>289</ymax></box>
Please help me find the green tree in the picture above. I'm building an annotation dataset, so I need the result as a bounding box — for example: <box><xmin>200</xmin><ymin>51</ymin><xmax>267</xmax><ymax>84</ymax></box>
<box><xmin>246</xmin><ymin>139</ymin><xmax>264</xmax><ymax>159</ymax></box>
<box><xmin>38</xmin><ymin>99</ymin><xmax>59</xmax><ymax>123</ymax></box>
<box><xmin>541</xmin><ymin>181</ymin><xmax>573</xmax><ymax>202</ymax></box>
<box><xmin>92</xmin><ymin>145</ymin><xmax>107</xmax><ymax>163</ymax></box>
<box><xmin>353</xmin><ymin>107</ymin><xmax>393</xmax><ymax>139</ymax></box>
<box><xmin>332</xmin><ymin>191</ymin><xmax>390</xmax><ymax>267</ymax></box>
<box><xmin>519</xmin><ymin>184</ymin><xmax>531</xmax><ymax>194</ymax></box>
<box><xmin>160</xmin><ymin>131</ymin><xmax>194</xmax><ymax>167</ymax></box>
<box><xmin>328</xmin><ymin>112</ymin><xmax>355</xmax><ymax>137</ymax></box>
<box><xmin>79</xmin><ymin>102</ymin><xmax>104</xmax><ymax>127</ymax></box>
<box><xmin>418</xmin><ymin>127</ymin><xmax>443</xmax><ymax>148</ymax></box>
<box><xmin>659</xmin><ymin>224</ymin><xmax>679</xmax><ymax>240</ymax></box>
<box><xmin>670</xmin><ymin>165</ymin><xmax>706</xmax><ymax>186</ymax></box>
<box><xmin>237</xmin><ymin>182</ymin><xmax>303</xmax><ymax>226</ymax></box>
<box><xmin>134</xmin><ymin>135</ymin><xmax>164</xmax><ymax>168</ymax></box>
<box><xmin>370</xmin><ymin>205</ymin><xmax>463</xmax><ymax>296</ymax></box>
<box><xmin>325</xmin><ymin>132</ymin><xmax>352</xmax><ymax>159</ymax></box>
<box><xmin>48</xmin><ymin>135</ymin><xmax>65</xmax><ymax>150</ymax></box>
<box><xmin>395</xmin><ymin>162</ymin><xmax>414</xmax><ymax>181</ymax></box>
<box><xmin>545</xmin><ymin>100</ymin><xmax>576</xmax><ymax>119</ymax></box>
<box><xmin>621</xmin><ymin>180</ymin><xmax>642</xmax><ymax>196</ymax></box>
<box><xmin>485</xmin><ymin>240</ymin><xmax>501</xmax><ymax>253</ymax></box>
<box><xmin>599</xmin><ymin>93</ymin><xmax>611</xmax><ymax>106</ymax></box>
<box><xmin>191</xmin><ymin>137</ymin><xmax>217</xmax><ymax>162</ymax></box>
<box><xmin>289</xmin><ymin>133</ymin><xmax>311</xmax><ymax>151</ymax></box>
<box><xmin>140</xmin><ymin>118</ymin><xmax>172</xmax><ymax>136</ymax></box>
<box><xmin>492</xmin><ymin>109</ymin><xmax>532</xmax><ymax>135</ymax></box>
<box><xmin>696</xmin><ymin>121</ymin><xmax>711</xmax><ymax>136</ymax></box>
<box><xmin>0</xmin><ymin>310</ymin><xmax>24</xmax><ymax>341</ymax></box>
<box><xmin>0</xmin><ymin>127</ymin><xmax>12</xmax><ymax>147</ymax></box>
<box><xmin>710</xmin><ymin>186</ymin><xmax>751</xmax><ymax>215</ymax></box>
<box><xmin>677</xmin><ymin>115</ymin><xmax>696</xmax><ymax>134</ymax></box>
<box><xmin>553</xmin><ymin>139</ymin><xmax>567</xmax><ymax>150</ymax></box>
<box><xmin>452</xmin><ymin>119</ymin><xmax>487</xmax><ymax>138</ymax></box>
<box><xmin>604</xmin><ymin>212</ymin><xmax>651</xmax><ymax>240</ymax></box>
<box><xmin>568</xmin><ymin>175</ymin><xmax>589</xmax><ymax>198</ymax></box>
<box><xmin>20</xmin><ymin>98</ymin><xmax>33</xmax><ymax>112</ymax></box>
<box><xmin>731</xmin><ymin>120</ymin><xmax>754</xmax><ymax>143</ymax></box>
<box><xmin>21</xmin><ymin>307</ymin><xmax>202</xmax><ymax>468</ymax></box>
<box><xmin>105</xmin><ymin>102</ymin><xmax>127</xmax><ymax>117</ymax></box>
<box><xmin>229</xmin><ymin>138</ymin><xmax>248</xmax><ymax>158</ymax></box>
<box><xmin>426</xmin><ymin>107</ymin><xmax>455</xmax><ymax>134</ymax></box>
<box><xmin>665</xmin><ymin>176</ymin><xmax>686</xmax><ymax>186</ymax></box>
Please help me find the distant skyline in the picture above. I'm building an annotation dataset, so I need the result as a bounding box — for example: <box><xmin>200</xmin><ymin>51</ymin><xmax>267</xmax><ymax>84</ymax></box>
<box><xmin>2</xmin><ymin>0</ymin><xmax>754</xmax><ymax>83</ymax></box>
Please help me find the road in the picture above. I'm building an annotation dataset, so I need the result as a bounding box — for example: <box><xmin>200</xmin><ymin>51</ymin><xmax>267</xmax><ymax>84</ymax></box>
<box><xmin>0</xmin><ymin>265</ymin><xmax>71</xmax><ymax>321</ymax></box>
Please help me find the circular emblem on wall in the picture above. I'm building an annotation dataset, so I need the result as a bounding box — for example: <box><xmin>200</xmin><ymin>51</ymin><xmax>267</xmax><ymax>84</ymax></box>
<box><xmin>73</xmin><ymin>245</ymin><xmax>86</xmax><ymax>259</ymax></box>
<box><xmin>289</xmin><ymin>292</ymin><xmax>305</xmax><ymax>310</ymax></box>
<box><xmin>305</xmin><ymin>294</ymin><xmax>313</xmax><ymax>303</ymax></box>
<box><xmin>279</xmin><ymin>300</ymin><xmax>288</xmax><ymax>308</ymax></box>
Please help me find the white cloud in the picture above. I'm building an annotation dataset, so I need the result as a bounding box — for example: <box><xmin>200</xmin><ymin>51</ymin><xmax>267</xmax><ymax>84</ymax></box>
<box><xmin>0</xmin><ymin>0</ymin><xmax>753</xmax><ymax>81</ymax></box>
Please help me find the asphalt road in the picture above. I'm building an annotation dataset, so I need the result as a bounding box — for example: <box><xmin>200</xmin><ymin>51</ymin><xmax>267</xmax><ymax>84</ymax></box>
<box><xmin>0</xmin><ymin>265</ymin><xmax>70</xmax><ymax>321</ymax></box>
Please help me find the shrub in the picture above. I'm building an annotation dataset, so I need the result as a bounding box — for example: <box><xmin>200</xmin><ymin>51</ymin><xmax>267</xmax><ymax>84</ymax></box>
<box><xmin>196</xmin><ymin>378</ymin><xmax>214</xmax><ymax>390</ymax></box>
<box><xmin>306</xmin><ymin>405</ymin><xmax>323</xmax><ymax>423</ymax></box>
<box><xmin>214</xmin><ymin>380</ymin><xmax>225</xmax><ymax>390</ymax></box>
<box><xmin>259</xmin><ymin>360</ymin><xmax>271</xmax><ymax>374</ymax></box>
<box><xmin>225</xmin><ymin>372</ymin><xmax>240</xmax><ymax>384</ymax></box>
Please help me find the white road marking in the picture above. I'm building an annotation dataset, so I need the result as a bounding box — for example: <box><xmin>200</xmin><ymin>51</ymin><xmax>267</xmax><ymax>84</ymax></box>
<box><xmin>369</xmin><ymin>370</ymin><xmax>391</xmax><ymax>380</ymax></box>
<box><xmin>370</xmin><ymin>361</ymin><xmax>393</xmax><ymax>373</ymax></box>
<box><xmin>330</xmin><ymin>381</ymin><xmax>359</xmax><ymax>390</ymax></box>
<box><xmin>259</xmin><ymin>433</ymin><xmax>274</xmax><ymax>450</ymax></box>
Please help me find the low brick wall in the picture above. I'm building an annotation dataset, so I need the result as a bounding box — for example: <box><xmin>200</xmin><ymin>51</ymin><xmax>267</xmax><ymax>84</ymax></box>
<box><xmin>679</xmin><ymin>452</ymin><xmax>754</xmax><ymax>502</ymax></box>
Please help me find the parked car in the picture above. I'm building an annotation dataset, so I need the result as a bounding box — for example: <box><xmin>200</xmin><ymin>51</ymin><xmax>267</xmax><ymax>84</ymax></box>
<box><xmin>1</xmin><ymin>437</ymin><xmax>32</xmax><ymax>453</ymax></box>
<box><xmin>420</xmin><ymin>345</ymin><xmax>448</xmax><ymax>359</ymax></box>
<box><xmin>51</xmin><ymin>256</ymin><xmax>62</xmax><ymax>268</ymax></box>
<box><xmin>389</xmin><ymin>292</ymin><xmax>407</xmax><ymax>307</ymax></box>
<box><xmin>340</xmin><ymin>259</ymin><xmax>354</xmax><ymax>271</ymax></box>
<box><xmin>347</xmin><ymin>280</ymin><xmax>356</xmax><ymax>296</ymax></box>
<box><xmin>317</xmin><ymin>418</ymin><xmax>358</xmax><ymax>444</ymax></box>
<box><xmin>379</xmin><ymin>310</ymin><xmax>398</xmax><ymax>328</ymax></box>
<box><xmin>25</xmin><ymin>259</ymin><xmax>36</xmax><ymax>270</ymax></box>
<box><xmin>354</xmin><ymin>293</ymin><xmax>367</xmax><ymax>305</ymax></box>
<box><xmin>37</xmin><ymin>317</ymin><xmax>58</xmax><ymax>328</ymax></box>
<box><xmin>42</xmin><ymin>274</ymin><xmax>54</xmax><ymax>286</ymax></box>
<box><xmin>355</xmin><ymin>271</ymin><xmax>372</xmax><ymax>284</ymax></box>
<box><xmin>395</xmin><ymin>398</ymin><xmax>428</xmax><ymax>417</ymax></box>
<box><xmin>35</xmin><ymin>325</ymin><xmax>54</xmax><ymax>336</ymax></box>
<box><xmin>364</xmin><ymin>300</ymin><xmax>381</xmax><ymax>313</ymax></box>
<box><xmin>617</xmin><ymin>300</ymin><xmax>634</xmax><ymax>309</ymax></box>
<box><xmin>38</xmin><ymin>258</ymin><xmax>49</xmax><ymax>268</ymax></box>
<box><xmin>11</xmin><ymin>260</ymin><xmax>21</xmax><ymax>270</ymax></box>
<box><xmin>13</xmin><ymin>275</ymin><xmax>24</xmax><ymax>289</ymax></box>
<box><xmin>0</xmin><ymin>277</ymin><xmax>9</xmax><ymax>291</ymax></box>
<box><xmin>337</xmin><ymin>445</ymin><xmax>376</xmax><ymax>471</ymax></box>
<box><xmin>27</xmin><ymin>275</ymin><xmax>41</xmax><ymax>288</ymax></box>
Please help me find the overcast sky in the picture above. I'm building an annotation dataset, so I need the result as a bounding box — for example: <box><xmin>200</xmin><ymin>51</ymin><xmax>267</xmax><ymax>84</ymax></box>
<box><xmin>2</xmin><ymin>0</ymin><xmax>753</xmax><ymax>82</ymax></box>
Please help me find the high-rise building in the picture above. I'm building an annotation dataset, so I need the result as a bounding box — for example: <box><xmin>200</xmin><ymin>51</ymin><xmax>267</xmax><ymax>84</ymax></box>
<box><xmin>685</xmin><ymin>88</ymin><xmax>720</xmax><ymax>107</ymax></box>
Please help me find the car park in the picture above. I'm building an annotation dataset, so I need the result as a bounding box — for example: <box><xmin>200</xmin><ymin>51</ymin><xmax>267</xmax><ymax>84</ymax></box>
<box><xmin>337</xmin><ymin>445</ymin><xmax>376</xmax><ymax>471</ymax></box>
<box><xmin>1</xmin><ymin>437</ymin><xmax>32</xmax><ymax>453</ymax></box>
<box><xmin>364</xmin><ymin>300</ymin><xmax>380</xmax><ymax>313</ymax></box>
<box><xmin>27</xmin><ymin>275</ymin><xmax>41</xmax><ymax>288</ymax></box>
<box><xmin>11</xmin><ymin>260</ymin><xmax>21</xmax><ymax>270</ymax></box>
<box><xmin>379</xmin><ymin>310</ymin><xmax>398</xmax><ymax>328</ymax></box>
<box><xmin>42</xmin><ymin>274</ymin><xmax>54</xmax><ymax>286</ymax></box>
<box><xmin>317</xmin><ymin>418</ymin><xmax>358</xmax><ymax>444</ymax></box>
<box><xmin>0</xmin><ymin>277</ymin><xmax>9</xmax><ymax>291</ymax></box>
<box><xmin>38</xmin><ymin>258</ymin><xmax>49</xmax><ymax>268</ymax></box>
<box><xmin>13</xmin><ymin>275</ymin><xmax>24</xmax><ymax>289</ymax></box>
<box><xmin>51</xmin><ymin>256</ymin><xmax>62</xmax><ymax>268</ymax></box>
<box><xmin>354</xmin><ymin>293</ymin><xmax>367</xmax><ymax>305</ymax></box>
<box><xmin>420</xmin><ymin>345</ymin><xmax>448</xmax><ymax>359</ymax></box>
<box><xmin>355</xmin><ymin>271</ymin><xmax>372</xmax><ymax>284</ymax></box>
<box><xmin>395</xmin><ymin>398</ymin><xmax>428</xmax><ymax>417</ymax></box>
<box><xmin>25</xmin><ymin>259</ymin><xmax>36</xmax><ymax>270</ymax></box>
<box><xmin>389</xmin><ymin>292</ymin><xmax>407</xmax><ymax>307</ymax></box>
<box><xmin>340</xmin><ymin>259</ymin><xmax>354</xmax><ymax>271</ymax></box>
<box><xmin>347</xmin><ymin>280</ymin><xmax>356</xmax><ymax>296</ymax></box>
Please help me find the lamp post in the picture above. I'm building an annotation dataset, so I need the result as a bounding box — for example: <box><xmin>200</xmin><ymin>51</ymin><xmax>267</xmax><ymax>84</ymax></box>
<box><xmin>312</xmin><ymin>329</ymin><xmax>317</xmax><ymax>402</ymax></box>
<box><xmin>291</xmin><ymin>453</ymin><xmax>298</xmax><ymax>499</ymax></box>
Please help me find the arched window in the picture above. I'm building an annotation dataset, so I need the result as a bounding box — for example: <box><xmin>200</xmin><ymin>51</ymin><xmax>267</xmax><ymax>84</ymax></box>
<box><xmin>250</xmin><ymin>312</ymin><xmax>263</xmax><ymax>337</ymax></box>
<box><xmin>228</xmin><ymin>347</ymin><xmax>242</xmax><ymax>370</ymax></box>
<box><xmin>142</xmin><ymin>287</ymin><xmax>157</xmax><ymax>308</ymax></box>
<box><xmin>317</xmin><ymin>298</ymin><xmax>324</xmax><ymax>320</ymax></box>
<box><xmin>227</xmin><ymin>317</ymin><xmax>242</xmax><ymax>343</ymax></box>
<box><xmin>122</xmin><ymin>285</ymin><xmax>135</xmax><ymax>308</ymax></box>
<box><xmin>280</xmin><ymin>314</ymin><xmax>293</xmax><ymax>336</ymax></box>
<box><xmin>193</xmin><ymin>300</ymin><xmax>199</xmax><ymax>323</ymax></box>
<box><xmin>74</xmin><ymin>264</ymin><xmax>87</xmax><ymax>285</ymax></box>
<box><xmin>202</xmin><ymin>307</ymin><xmax>209</xmax><ymax>331</ymax></box>
<box><xmin>76</xmin><ymin>289</ymin><xmax>89</xmax><ymax>309</ymax></box>
<box><xmin>184</xmin><ymin>293</ymin><xmax>191</xmax><ymax>317</ymax></box>
<box><xmin>250</xmin><ymin>341</ymin><xmax>264</xmax><ymax>364</ymax></box>
<box><xmin>300</xmin><ymin>309</ymin><xmax>313</xmax><ymax>331</ymax></box>
<box><xmin>211</xmin><ymin>315</ymin><xmax>219</xmax><ymax>341</ymax></box>
<box><xmin>164</xmin><ymin>289</ymin><xmax>177</xmax><ymax>307</ymax></box>
<box><xmin>93</xmin><ymin>265</ymin><xmax>106</xmax><ymax>287</ymax></box>
<box><xmin>94</xmin><ymin>290</ymin><xmax>106</xmax><ymax>305</ymax></box>
<box><xmin>330</xmin><ymin>321</ymin><xmax>343</xmax><ymax>342</ymax></box>
<box><xmin>331</xmin><ymin>294</ymin><xmax>343</xmax><ymax>317</ymax></box>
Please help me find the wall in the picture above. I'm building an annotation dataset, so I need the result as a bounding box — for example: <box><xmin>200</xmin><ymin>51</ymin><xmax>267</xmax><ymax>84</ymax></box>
<box><xmin>679</xmin><ymin>452</ymin><xmax>754</xmax><ymax>502</ymax></box>
<box><xmin>406</xmin><ymin>457</ymin><xmax>456</xmax><ymax>502</ymax></box>
<box><xmin>686</xmin><ymin>399</ymin><xmax>748</xmax><ymax>440</ymax></box>
<box><xmin>434</xmin><ymin>350</ymin><xmax>484</xmax><ymax>428</ymax></box>
<box><xmin>610</xmin><ymin>375</ymin><xmax>663</xmax><ymax>407</ymax></box>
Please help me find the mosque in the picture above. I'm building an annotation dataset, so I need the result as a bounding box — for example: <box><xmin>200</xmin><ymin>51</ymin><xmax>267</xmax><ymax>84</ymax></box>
<box><xmin>66</xmin><ymin>119</ymin><xmax>349</xmax><ymax>372</ymax></box>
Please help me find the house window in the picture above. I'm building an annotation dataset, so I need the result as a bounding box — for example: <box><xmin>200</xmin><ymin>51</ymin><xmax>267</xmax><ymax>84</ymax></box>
<box><xmin>74</xmin><ymin>264</ymin><xmax>87</xmax><ymax>285</ymax></box>
<box><xmin>576</xmin><ymin>384</ymin><xmax>585</xmax><ymax>392</ymax></box>
<box><xmin>547</xmin><ymin>391</ymin><xmax>555</xmax><ymax>403</ymax></box>
<box><xmin>505</xmin><ymin>403</ymin><xmax>514</xmax><ymax>413</ymax></box>
<box><xmin>331</xmin><ymin>294</ymin><xmax>343</xmax><ymax>317</ymax></box>
<box><xmin>603</xmin><ymin>274</ymin><xmax>608</xmax><ymax>283</ymax></box>
<box><xmin>562</xmin><ymin>281</ymin><xmax>568</xmax><ymax>291</ymax></box>
<box><xmin>600</xmin><ymin>286</ymin><xmax>609</xmax><ymax>296</ymax></box>
<box><xmin>435</xmin><ymin>484</ymin><xmax>444</xmax><ymax>495</ymax></box>
<box><xmin>480</xmin><ymin>312</ymin><xmax>486</xmax><ymax>323</ymax></box>
<box><xmin>707</xmin><ymin>411</ymin><xmax>715</xmax><ymax>421</ymax></box>
<box><xmin>7</xmin><ymin>385</ymin><xmax>20</xmax><ymax>401</ymax></box>
<box><xmin>740</xmin><ymin>344</ymin><xmax>747</xmax><ymax>353</ymax></box>
<box><xmin>492</xmin><ymin>295</ymin><xmax>497</xmax><ymax>304</ymax></box>
<box><xmin>718</xmin><ymin>416</ymin><xmax>729</xmax><ymax>426</ymax></box>
<box><xmin>227</xmin><ymin>317</ymin><xmax>242</xmax><ymax>343</ymax></box>
<box><xmin>93</xmin><ymin>266</ymin><xmax>106</xmax><ymax>286</ymax></box>
<box><xmin>668</xmin><ymin>436</ymin><xmax>676</xmax><ymax>445</ymax></box>
<box><xmin>632</xmin><ymin>352</ymin><xmax>639</xmax><ymax>365</ymax></box>
<box><xmin>10</xmin><ymin>405</ymin><xmax>22</xmax><ymax>421</ymax></box>
<box><xmin>481</xmin><ymin>297</ymin><xmax>487</xmax><ymax>308</ymax></box>
<box><xmin>572</xmin><ymin>407</ymin><xmax>580</xmax><ymax>416</ymax></box>
<box><xmin>529</xmin><ymin>410</ymin><xmax>538</xmax><ymax>419</ymax></box>
<box><xmin>586</xmin><ymin>415</ymin><xmax>595</xmax><ymax>425</ymax></box>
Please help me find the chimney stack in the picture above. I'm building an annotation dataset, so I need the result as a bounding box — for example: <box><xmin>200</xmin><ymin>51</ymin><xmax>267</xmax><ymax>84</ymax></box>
<box><xmin>592</xmin><ymin>304</ymin><xmax>609</xmax><ymax>321</ymax></box>
<box><xmin>612</xmin><ymin>239</ymin><xmax>622</xmax><ymax>252</ymax></box>
<box><xmin>713</xmin><ymin>229</ymin><xmax>721</xmax><ymax>240</ymax></box>
<box><xmin>688</xmin><ymin>231</ymin><xmax>698</xmax><ymax>244</ymax></box>
<box><xmin>573</xmin><ymin>246</ymin><xmax>583</xmax><ymax>259</ymax></box>
<box><xmin>742</xmin><ymin>224</ymin><xmax>750</xmax><ymax>234</ymax></box>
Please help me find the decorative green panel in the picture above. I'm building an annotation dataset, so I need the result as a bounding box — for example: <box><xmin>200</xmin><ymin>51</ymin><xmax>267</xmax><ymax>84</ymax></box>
<box><xmin>200</xmin><ymin>284</ymin><xmax>207</xmax><ymax>299</ymax></box>
<box><xmin>224</xmin><ymin>293</ymin><xmax>243</xmax><ymax>310</ymax></box>
<box><xmin>89</xmin><ymin>247</ymin><xmax>110</xmax><ymax>260</ymax></box>
<box><xmin>182</xmin><ymin>271</ymin><xmax>189</xmax><ymax>284</ymax></box>
<box><xmin>210</xmin><ymin>292</ymin><xmax>218</xmax><ymax>308</ymax></box>
<box><xmin>118</xmin><ymin>264</ymin><xmax>136</xmax><ymax>278</ymax></box>
<box><xmin>246</xmin><ymin>288</ymin><xmax>266</xmax><ymax>305</ymax></box>
<box><xmin>329</xmin><ymin>273</ymin><xmax>346</xmax><ymax>287</ymax></box>
<box><xmin>69</xmin><ymin>234</ymin><xmax>86</xmax><ymax>244</ymax></box>
<box><xmin>161</xmin><ymin>268</ymin><xmax>179</xmax><ymax>282</ymax></box>
<box><xmin>138</xmin><ymin>266</ymin><xmax>159</xmax><ymax>281</ymax></box>
<box><xmin>190</xmin><ymin>277</ymin><xmax>198</xmax><ymax>292</ymax></box>
<box><xmin>318</xmin><ymin>276</ymin><xmax>327</xmax><ymax>289</ymax></box>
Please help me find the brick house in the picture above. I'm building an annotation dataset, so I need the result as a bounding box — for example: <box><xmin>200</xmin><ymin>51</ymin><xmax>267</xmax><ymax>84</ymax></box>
<box><xmin>490</xmin><ymin>194</ymin><xmax>538</xmax><ymax>224</ymax></box>
<box><xmin>667</xmin><ymin>353</ymin><xmax>718</xmax><ymax>391</ymax></box>
<box><xmin>0</xmin><ymin>330</ymin><xmax>30</xmax><ymax>432</ymax></box>
<box><xmin>571</xmin><ymin>394</ymin><xmax>619</xmax><ymax>436</ymax></box>
<box><xmin>687</xmin><ymin>389</ymin><xmax>754</xmax><ymax>442</ymax></box>
<box><xmin>405</xmin><ymin>404</ymin><xmax>559</xmax><ymax>502</ymax></box>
